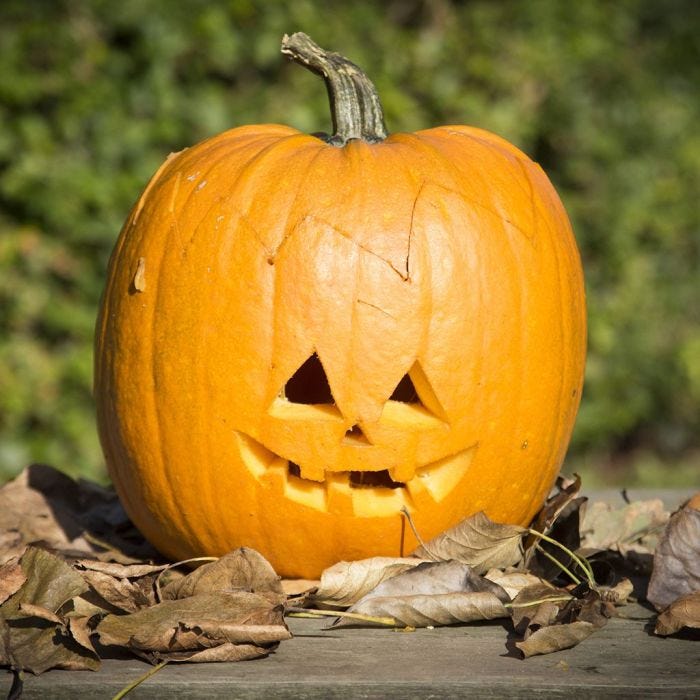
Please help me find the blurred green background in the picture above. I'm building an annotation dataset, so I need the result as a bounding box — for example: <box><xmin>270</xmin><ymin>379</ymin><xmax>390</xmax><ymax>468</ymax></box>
<box><xmin>1</xmin><ymin>0</ymin><xmax>698</xmax><ymax>488</ymax></box>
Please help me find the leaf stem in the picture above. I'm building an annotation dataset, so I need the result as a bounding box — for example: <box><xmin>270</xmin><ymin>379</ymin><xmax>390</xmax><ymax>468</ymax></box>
<box><xmin>505</xmin><ymin>595</ymin><xmax>574</xmax><ymax>609</ymax></box>
<box><xmin>534</xmin><ymin>543</ymin><xmax>582</xmax><ymax>585</ymax></box>
<box><xmin>400</xmin><ymin>506</ymin><xmax>434</xmax><ymax>557</ymax></box>
<box><xmin>527</xmin><ymin>528</ymin><xmax>595</xmax><ymax>586</ymax></box>
<box><xmin>154</xmin><ymin>556</ymin><xmax>219</xmax><ymax>602</ymax></box>
<box><xmin>111</xmin><ymin>660</ymin><xmax>169</xmax><ymax>700</ymax></box>
<box><xmin>286</xmin><ymin>606</ymin><xmax>396</xmax><ymax>627</ymax></box>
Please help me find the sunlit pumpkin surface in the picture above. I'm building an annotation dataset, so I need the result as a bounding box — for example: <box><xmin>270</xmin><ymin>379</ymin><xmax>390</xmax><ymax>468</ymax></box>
<box><xmin>95</xmin><ymin>122</ymin><xmax>586</xmax><ymax>578</ymax></box>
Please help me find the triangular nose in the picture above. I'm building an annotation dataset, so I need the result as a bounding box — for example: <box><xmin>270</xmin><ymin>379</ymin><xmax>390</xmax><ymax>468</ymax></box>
<box><xmin>343</xmin><ymin>423</ymin><xmax>371</xmax><ymax>446</ymax></box>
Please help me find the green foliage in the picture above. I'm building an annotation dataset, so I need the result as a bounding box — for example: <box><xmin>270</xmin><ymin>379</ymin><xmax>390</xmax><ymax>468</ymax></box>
<box><xmin>1</xmin><ymin>0</ymin><xmax>698</xmax><ymax>483</ymax></box>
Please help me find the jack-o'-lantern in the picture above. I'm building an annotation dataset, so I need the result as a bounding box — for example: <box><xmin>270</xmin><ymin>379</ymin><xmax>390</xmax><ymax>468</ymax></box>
<box><xmin>95</xmin><ymin>34</ymin><xmax>586</xmax><ymax>578</ymax></box>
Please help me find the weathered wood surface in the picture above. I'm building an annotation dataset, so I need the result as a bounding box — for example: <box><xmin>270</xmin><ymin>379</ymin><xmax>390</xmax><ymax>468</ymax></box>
<box><xmin>1</xmin><ymin>488</ymin><xmax>697</xmax><ymax>699</ymax></box>
<box><xmin>2</xmin><ymin>610</ymin><xmax>698</xmax><ymax>699</ymax></box>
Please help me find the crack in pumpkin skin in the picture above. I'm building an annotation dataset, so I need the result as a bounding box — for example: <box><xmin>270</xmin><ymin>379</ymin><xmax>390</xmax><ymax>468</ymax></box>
<box><xmin>234</xmin><ymin>430</ymin><xmax>479</xmax><ymax>518</ymax></box>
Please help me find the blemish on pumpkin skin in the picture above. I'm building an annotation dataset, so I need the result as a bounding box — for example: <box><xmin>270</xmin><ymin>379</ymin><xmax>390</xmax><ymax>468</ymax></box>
<box><xmin>130</xmin><ymin>257</ymin><xmax>146</xmax><ymax>293</ymax></box>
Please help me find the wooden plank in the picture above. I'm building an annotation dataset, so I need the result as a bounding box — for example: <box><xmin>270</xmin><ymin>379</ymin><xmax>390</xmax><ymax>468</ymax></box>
<box><xmin>2</xmin><ymin>609</ymin><xmax>698</xmax><ymax>699</ymax></box>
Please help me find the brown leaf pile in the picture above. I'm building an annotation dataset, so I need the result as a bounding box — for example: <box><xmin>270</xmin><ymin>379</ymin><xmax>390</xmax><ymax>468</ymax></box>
<box><xmin>297</xmin><ymin>477</ymin><xmax>698</xmax><ymax>657</ymax></box>
<box><xmin>0</xmin><ymin>466</ymin><xmax>290</xmax><ymax>675</ymax></box>
<box><xmin>1</xmin><ymin>464</ymin><xmax>698</xmax><ymax>678</ymax></box>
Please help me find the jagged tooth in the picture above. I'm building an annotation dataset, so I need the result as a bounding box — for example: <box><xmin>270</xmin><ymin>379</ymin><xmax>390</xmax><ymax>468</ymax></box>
<box><xmin>325</xmin><ymin>472</ymin><xmax>354</xmax><ymax>515</ymax></box>
<box><xmin>388</xmin><ymin>464</ymin><xmax>416</xmax><ymax>484</ymax></box>
<box><xmin>299</xmin><ymin>462</ymin><xmax>325</xmax><ymax>482</ymax></box>
<box><xmin>260</xmin><ymin>456</ymin><xmax>287</xmax><ymax>493</ymax></box>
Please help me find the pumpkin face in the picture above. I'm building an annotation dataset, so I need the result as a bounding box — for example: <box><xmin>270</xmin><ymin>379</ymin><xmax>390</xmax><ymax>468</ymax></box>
<box><xmin>95</xmin><ymin>35</ymin><xmax>586</xmax><ymax>578</ymax></box>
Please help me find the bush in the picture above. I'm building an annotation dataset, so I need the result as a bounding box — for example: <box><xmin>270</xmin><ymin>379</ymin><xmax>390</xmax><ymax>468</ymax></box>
<box><xmin>1</xmin><ymin>0</ymin><xmax>698</xmax><ymax>483</ymax></box>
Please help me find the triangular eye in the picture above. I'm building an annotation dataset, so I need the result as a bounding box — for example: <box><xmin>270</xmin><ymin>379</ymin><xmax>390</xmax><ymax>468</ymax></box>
<box><xmin>387</xmin><ymin>362</ymin><xmax>449</xmax><ymax>423</ymax></box>
<box><xmin>284</xmin><ymin>353</ymin><xmax>335</xmax><ymax>405</ymax></box>
<box><xmin>389</xmin><ymin>373</ymin><xmax>419</xmax><ymax>403</ymax></box>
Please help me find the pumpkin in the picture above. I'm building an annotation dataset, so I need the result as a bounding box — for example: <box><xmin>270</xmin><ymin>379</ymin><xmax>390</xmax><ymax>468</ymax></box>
<box><xmin>95</xmin><ymin>33</ymin><xmax>586</xmax><ymax>578</ymax></box>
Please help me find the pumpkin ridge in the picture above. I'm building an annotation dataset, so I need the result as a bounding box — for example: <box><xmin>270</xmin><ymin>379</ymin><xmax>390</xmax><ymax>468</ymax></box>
<box><xmin>266</xmin><ymin>143</ymin><xmax>335</xmax><ymax>410</ymax></box>
<box><xmin>176</xmin><ymin>135</ymin><xmax>305</xmax><ymax>255</ymax></box>
<box><xmin>430</xmin><ymin>125</ymin><xmax>536</xmax><ymax>171</ymax></box>
<box><xmin>141</xmin><ymin>137</ymin><xmax>297</xmax><ymax>548</ymax></box>
<box><xmin>399</xmin><ymin>132</ymin><xmax>536</xmax><ymax>244</ymax></box>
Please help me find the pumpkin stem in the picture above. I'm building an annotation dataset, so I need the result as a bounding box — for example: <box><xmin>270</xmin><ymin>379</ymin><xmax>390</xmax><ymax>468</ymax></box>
<box><xmin>281</xmin><ymin>32</ymin><xmax>388</xmax><ymax>146</ymax></box>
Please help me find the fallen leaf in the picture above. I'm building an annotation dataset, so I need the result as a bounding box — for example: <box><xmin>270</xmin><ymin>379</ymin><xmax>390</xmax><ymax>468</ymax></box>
<box><xmin>0</xmin><ymin>547</ymin><xmax>99</xmax><ymax>673</ymax></box>
<box><xmin>335</xmin><ymin>591</ymin><xmax>509</xmax><ymax>628</ymax></box>
<box><xmin>160</xmin><ymin>548</ymin><xmax>285</xmax><ymax>604</ymax></box>
<box><xmin>532</xmin><ymin>474</ymin><xmax>583</xmax><ymax>532</ymax></box>
<box><xmin>509</xmin><ymin>583</ymin><xmax>614</xmax><ymax>658</ymax></box>
<box><xmin>599</xmin><ymin>578</ymin><xmax>634</xmax><ymax>606</ymax></box>
<box><xmin>73</xmin><ymin>559</ymin><xmax>170</xmax><ymax>613</ymax></box>
<box><xmin>75</xmin><ymin>560</ymin><xmax>169</xmax><ymax>579</ymax></box>
<box><xmin>654</xmin><ymin>591</ymin><xmax>700</xmax><ymax>636</ymax></box>
<box><xmin>647</xmin><ymin>502</ymin><xmax>700</xmax><ymax>611</ymax></box>
<box><xmin>484</xmin><ymin>569</ymin><xmax>546</xmax><ymax>601</ymax></box>
<box><xmin>335</xmin><ymin>560</ymin><xmax>510</xmax><ymax>628</ymax></box>
<box><xmin>162</xmin><ymin>642</ymin><xmax>271</xmax><ymax>663</ymax></box>
<box><xmin>515</xmin><ymin>620</ymin><xmax>598</xmax><ymax>658</ymax></box>
<box><xmin>312</xmin><ymin>557</ymin><xmax>427</xmax><ymax>608</ymax></box>
<box><xmin>77</xmin><ymin>568</ymin><xmax>157</xmax><ymax>613</ymax></box>
<box><xmin>508</xmin><ymin>581</ymin><xmax>571</xmax><ymax>636</ymax></box>
<box><xmin>0</xmin><ymin>561</ymin><xmax>25</xmax><ymax>605</ymax></box>
<box><xmin>355</xmin><ymin>560</ymin><xmax>509</xmax><ymax>603</ymax></box>
<box><xmin>0</xmin><ymin>464</ymin><xmax>158</xmax><ymax>565</ymax></box>
<box><xmin>581</xmin><ymin>498</ymin><xmax>669</xmax><ymax>556</ymax></box>
<box><xmin>525</xmin><ymin>497</ymin><xmax>587</xmax><ymax>581</ymax></box>
<box><xmin>95</xmin><ymin>591</ymin><xmax>289</xmax><ymax>663</ymax></box>
<box><xmin>412</xmin><ymin>512</ymin><xmax>525</xmax><ymax>574</ymax></box>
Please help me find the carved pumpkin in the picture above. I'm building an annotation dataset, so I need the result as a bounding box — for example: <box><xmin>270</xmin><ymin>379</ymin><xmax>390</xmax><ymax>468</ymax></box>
<box><xmin>95</xmin><ymin>34</ymin><xmax>586</xmax><ymax>578</ymax></box>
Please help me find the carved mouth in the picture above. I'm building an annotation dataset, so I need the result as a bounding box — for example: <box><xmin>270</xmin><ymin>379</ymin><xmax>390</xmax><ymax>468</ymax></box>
<box><xmin>234</xmin><ymin>431</ymin><xmax>477</xmax><ymax>517</ymax></box>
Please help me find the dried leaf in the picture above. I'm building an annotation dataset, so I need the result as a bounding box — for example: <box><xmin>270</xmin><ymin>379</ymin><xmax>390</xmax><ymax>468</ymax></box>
<box><xmin>0</xmin><ymin>464</ymin><xmax>158</xmax><ymax>565</ymax></box>
<box><xmin>336</xmin><ymin>560</ymin><xmax>510</xmax><ymax>628</ymax></box>
<box><xmin>164</xmin><ymin>642</ymin><xmax>271</xmax><ymax>663</ymax></box>
<box><xmin>515</xmin><ymin>620</ymin><xmax>598</xmax><ymax>658</ymax></box>
<box><xmin>599</xmin><ymin>578</ymin><xmax>634</xmax><ymax>605</ymax></box>
<box><xmin>654</xmin><ymin>591</ymin><xmax>700</xmax><ymax>636</ymax></box>
<box><xmin>357</xmin><ymin>560</ymin><xmax>509</xmax><ymax>602</ymax></box>
<box><xmin>510</xmin><ymin>583</ymin><xmax>613</xmax><ymax>657</ymax></box>
<box><xmin>647</xmin><ymin>503</ymin><xmax>700</xmax><ymax>611</ymax></box>
<box><xmin>17</xmin><ymin>603</ymin><xmax>63</xmax><ymax>624</ymax></box>
<box><xmin>581</xmin><ymin>498</ymin><xmax>669</xmax><ymax>556</ymax></box>
<box><xmin>78</xmin><ymin>569</ymin><xmax>157</xmax><ymax>613</ymax></box>
<box><xmin>312</xmin><ymin>557</ymin><xmax>427</xmax><ymax>608</ymax></box>
<box><xmin>508</xmin><ymin>581</ymin><xmax>571</xmax><ymax>635</ymax></box>
<box><xmin>0</xmin><ymin>547</ymin><xmax>99</xmax><ymax>673</ymax></box>
<box><xmin>532</xmin><ymin>474</ymin><xmax>583</xmax><ymax>533</ymax></box>
<box><xmin>484</xmin><ymin>569</ymin><xmax>545</xmax><ymax>601</ymax></box>
<box><xmin>525</xmin><ymin>497</ymin><xmax>587</xmax><ymax>580</ymax></box>
<box><xmin>412</xmin><ymin>512</ymin><xmax>525</xmax><ymax>573</ymax></box>
<box><xmin>0</xmin><ymin>561</ymin><xmax>25</xmax><ymax>605</ymax></box>
<box><xmin>160</xmin><ymin>548</ymin><xmax>285</xmax><ymax>604</ymax></box>
<box><xmin>95</xmin><ymin>591</ymin><xmax>289</xmax><ymax>663</ymax></box>
<box><xmin>336</xmin><ymin>591</ymin><xmax>508</xmax><ymax>628</ymax></box>
<box><xmin>75</xmin><ymin>560</ymin><xmax>168</xmax><ymax>579</ymax></box>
